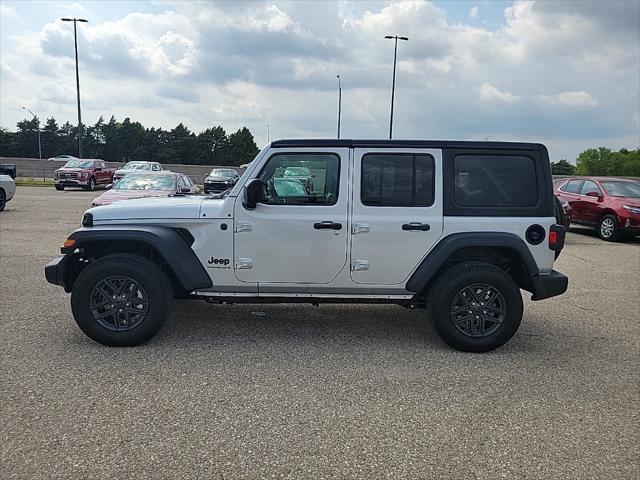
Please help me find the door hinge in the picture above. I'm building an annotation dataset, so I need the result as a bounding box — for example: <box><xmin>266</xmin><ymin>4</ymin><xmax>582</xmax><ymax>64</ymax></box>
<box><xmin>234</xmin><ymin>221</ymin><xmax>253</xmax><ymax>233</ymax></box>
<box><xmin>235</xmin><ymin>258</ymin><xmax>254</xmax><ymax>269</ymax></box>
<box><xmin>351</xmin><ymin>260</ymin><xmax>370</xmax><ymax>271</ymax></box>
<box><xmin>352</xmin><ymin>223</ymin><xmax>370</xmax><ymax>234</ymax></box>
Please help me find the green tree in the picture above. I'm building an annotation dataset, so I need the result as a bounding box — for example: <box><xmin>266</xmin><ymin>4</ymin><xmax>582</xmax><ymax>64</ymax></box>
<box><xmin>550</xmin><ymin>159</ymin><xmax>576</xmax><ymax>175</ymax></box>
<box><xmin>227</xmin><ymin>127</ymin><xmax>259</xmax><ymax>166</ymax></box>
<box><xmin>576</xmin><ymin>147</ymin><xmax>640</xmax><ymax>176</ymax></box>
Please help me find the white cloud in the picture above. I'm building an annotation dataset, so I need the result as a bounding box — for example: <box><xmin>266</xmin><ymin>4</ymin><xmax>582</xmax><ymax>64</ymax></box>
<box><xmin>540</xmin><ymin>91</ymin><xmax>599</xmax><ymax>107</ymax></box>
<box><xmin>477</xmin><ymin>83</ymin><xmax>520</xmax><ymax>103</ymax></box>
<box><xmin>0</xmin><ymin>0</ymin><xmax>638</xmax><ymax>160</ymax></box>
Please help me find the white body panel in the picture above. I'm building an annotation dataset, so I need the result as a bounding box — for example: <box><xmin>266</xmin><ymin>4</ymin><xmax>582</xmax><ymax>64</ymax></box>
<box><xmin>232</xmin><ymin>147</ymin><xmax>351</xmax><ymax>284</ymax></box>
<box><xmin>350</xmin><ymin>148</ymin><xmax>444</xmax><ymax>285</ymax></box>
<box><xmin>442</xmin><ymin>217</ymin><xmax>556</xmax><ymax>273</ymax></box>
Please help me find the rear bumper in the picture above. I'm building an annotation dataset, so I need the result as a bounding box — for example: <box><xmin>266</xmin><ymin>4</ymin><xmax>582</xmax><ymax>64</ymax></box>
<box><xmin>531</xmin><ymin>270</ymin><xmax>568</xmax><ymax>301</ymax></box>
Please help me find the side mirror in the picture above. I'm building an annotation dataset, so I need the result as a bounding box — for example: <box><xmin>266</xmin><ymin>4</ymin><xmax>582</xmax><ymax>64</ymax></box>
<box><xmin>243</xmin><ymin>179</ymin><xmax>265</xmax><ymax>209</ymax></box>
<box><xmin>105</xmin><ymin>183</ymin><xmax>113</xmax><ymax>190</ymax></box>
<box><xmin>586</xmin><ymin>191</ymin><xmax>602</xmax><ymax>198</ymax></box>
<box><xmin>181</xmin><ymin>186</ymin><xmax>191</xmax><ymax>193</ymax></box>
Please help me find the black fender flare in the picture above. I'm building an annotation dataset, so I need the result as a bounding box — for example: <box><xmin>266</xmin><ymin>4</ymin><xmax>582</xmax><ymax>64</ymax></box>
<box><xmin>405</xmin><ymin>232</ymin><xmax>539</xmax><ymax>293</ymax></box>
<box><xmin>61</xmin><ymin>225</ymin><xmax>212</xmax><ymax>291</ymax></box>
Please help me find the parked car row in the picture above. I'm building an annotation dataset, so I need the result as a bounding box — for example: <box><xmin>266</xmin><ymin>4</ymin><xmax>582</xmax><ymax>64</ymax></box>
<box><xmin>555</xmin><ymin>177</ymin><xmax>640</xmax><ymax>241</ymax></box>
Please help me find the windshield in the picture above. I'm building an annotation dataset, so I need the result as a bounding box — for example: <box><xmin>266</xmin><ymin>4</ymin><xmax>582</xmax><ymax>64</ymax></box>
<box><xmin>114</xmin><ymin>174</ymin><xmax>176</xmax><ymax>191</ymax></box>
<box><xmin>64</xmin><ymin>160</ymin><xmax>93</xmax><ymax>168</ymax></box>
<box><xmin>600</xmin><ymin>181</ymin><xmax>640</xmax><ymax>198</ymax></box>
<box><xmin>123</xmin><ymin>162</ymin><xmax>150</xmax><ymax>170</ymax></box>
<box><xmin>209</xmin><ymin>169</ymin><xmax>236</xmax><ymax>177</ymax></box>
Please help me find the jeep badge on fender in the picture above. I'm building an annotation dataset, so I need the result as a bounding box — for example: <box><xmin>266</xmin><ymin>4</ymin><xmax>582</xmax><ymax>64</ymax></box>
<box><xmin>45</xmin><ymin>139</ymin><xmax>568</xmax><ymax>351</ymax></box>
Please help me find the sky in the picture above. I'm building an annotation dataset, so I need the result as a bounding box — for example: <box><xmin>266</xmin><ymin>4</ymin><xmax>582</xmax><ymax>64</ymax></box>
<box><xmin>0</xmin><ymin>0</ymin><xmax>638</xmax><ymax>161</ymax></box>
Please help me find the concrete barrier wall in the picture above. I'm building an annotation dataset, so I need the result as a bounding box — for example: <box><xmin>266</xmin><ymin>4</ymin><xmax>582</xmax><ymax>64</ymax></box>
<box><xmin>0</xmin><ymin>157</ymin><xmax>243</xmax><ymax>184</ymax></box>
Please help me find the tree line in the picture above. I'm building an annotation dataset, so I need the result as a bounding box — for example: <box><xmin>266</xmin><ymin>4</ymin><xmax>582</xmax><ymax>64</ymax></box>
<box><xmin>0</xmin><ymin>115</ymin><xmax>260</xmax><ymax>166</ymax></box>
<box><xmin>551</xmin><ymin>147</ymin><xmax>639</xmax><ymax>176</ymax></box>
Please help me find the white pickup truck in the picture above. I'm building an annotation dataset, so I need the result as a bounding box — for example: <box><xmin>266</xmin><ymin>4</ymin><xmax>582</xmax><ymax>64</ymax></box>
<box><xmin>45</xmin><ymin>139</ymin><xmax>567</xmax><ymax>351</ymax></box>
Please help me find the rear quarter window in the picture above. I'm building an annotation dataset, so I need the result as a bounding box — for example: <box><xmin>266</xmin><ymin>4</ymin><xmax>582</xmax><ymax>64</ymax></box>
<box><xmin>454</xmin><ymin>155</ymin><xmax>537</xmax><ymax>207</ymax></box>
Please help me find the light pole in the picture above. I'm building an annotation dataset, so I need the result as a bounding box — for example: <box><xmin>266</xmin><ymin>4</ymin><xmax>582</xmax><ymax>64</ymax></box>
<box><xmin>22</xmin><ymin>106</ymin><xmax>42</xmax><ymax>159</ymax></box>
<box><xmin>61</xmin><ymin>17</ymin><xmax>88</xmax><ymax>158</ymax></box>
<box><xmin>384</xmin><ymin>35</ymin><xmax>408</xmax><ymax>139</ymax></box>
<box><xmin>336</xmin><ymin>75</ymin><xmax>342</xmax><ymax>139</ymax></box>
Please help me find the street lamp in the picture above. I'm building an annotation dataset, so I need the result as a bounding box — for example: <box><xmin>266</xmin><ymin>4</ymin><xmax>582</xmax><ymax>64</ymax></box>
<box><xmin>22</xmin><ymin>106</ymin><xmax>42</xmax><ymax>159</ymax></box>
<box><xmin>384</xmin><ymin>35</ymin><xmax>408</xmax><ymax>139</ymax></box>
<box><xmin>61</xmin><ymin>17</ymin><xmax>88</xmax><ymax>158</ymax></box>
<box><xmin>336</xmin><ymin>75</ymin><xmax>342</xmax><ymax>139</ymax></box>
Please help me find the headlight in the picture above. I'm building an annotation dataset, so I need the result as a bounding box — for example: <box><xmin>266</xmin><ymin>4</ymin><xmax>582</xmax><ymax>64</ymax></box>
<box><xmin>561</xmin><ymin>200</ymin><xmax>569</xmax><ymax>208</ymax></box>
<box><xmin>622</xmin><ymin>205</ymin><xmax>640</xmax><ymax>214</ymax></box>
<box><xmin>81</xmin><ymin>172</ymin><xmax>88</xmax><ymax>179</ymax></box>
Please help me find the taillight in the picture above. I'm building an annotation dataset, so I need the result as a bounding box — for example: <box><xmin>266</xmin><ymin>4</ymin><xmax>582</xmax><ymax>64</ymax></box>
<box><xmin>548</xmin><ymin>225</ymin><xmax>565</xmax><ymax>251</ymax></box>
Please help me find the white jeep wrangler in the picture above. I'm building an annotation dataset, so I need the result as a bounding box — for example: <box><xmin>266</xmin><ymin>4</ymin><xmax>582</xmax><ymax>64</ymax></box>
<box><xmin>45</xmin><ymin>140</ymin><xmax>568</xmax><ymax>352</ymax></box>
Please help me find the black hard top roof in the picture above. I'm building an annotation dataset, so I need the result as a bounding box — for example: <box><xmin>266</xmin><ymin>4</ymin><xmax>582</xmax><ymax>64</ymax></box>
<box><xmin>270</xmin><ymin>139</ymin><xmax>544</xmax><ymax>150</ymax></box>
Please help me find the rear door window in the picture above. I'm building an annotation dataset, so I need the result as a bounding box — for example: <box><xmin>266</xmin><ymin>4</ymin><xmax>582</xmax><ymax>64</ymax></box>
<box><xmin>361</xmin><ymin>153</ymin><xmax>434</xmax><ymax>207</ymax></box>
<box><xmin>563</xmin><ymin>180</ymin><xmax>584</xmax><ymax>194</ymax></box>
<box><xmin>454</xmin><ymin>155</ymin><xmax>537</xmax><ymax>207</ymax></box>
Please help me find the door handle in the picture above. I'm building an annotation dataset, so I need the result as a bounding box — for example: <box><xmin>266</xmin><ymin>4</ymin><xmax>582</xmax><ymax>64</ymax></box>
<box><xmin>314</xmin><ymin>221</ymin><xmax>342</xmax><ymax>230</ymax></box>
<box><xmin>402</xmin><ymin>222</ymin><xmax>431</xmax><ymax>231</ymax></box>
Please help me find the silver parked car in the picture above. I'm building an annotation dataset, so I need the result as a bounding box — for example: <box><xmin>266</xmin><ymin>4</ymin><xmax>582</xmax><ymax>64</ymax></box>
<box><xmin>112</xmin><ymin>161</ymin><xmax>163</xmax><ymax>184</ymax></box>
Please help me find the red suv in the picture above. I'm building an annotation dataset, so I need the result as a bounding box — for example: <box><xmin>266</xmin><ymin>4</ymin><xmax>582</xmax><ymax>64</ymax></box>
<box><xmin>555</xmin><ymin>177</ymin><xmax>640</xmax><ymax>241</ymax></box>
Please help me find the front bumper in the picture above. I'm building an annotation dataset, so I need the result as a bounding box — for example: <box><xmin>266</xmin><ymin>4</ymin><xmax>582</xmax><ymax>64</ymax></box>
<box><xmin>531</xmin><ymin>270</ymin><xmax>568</xmax><ymax>301</ymax></box>
<box><xmin>45</xmin><ymin>255</ymin><xmax>71</xmax><ymax>291</ymax></box>
<box><xmin>54</xmin><ymin>179</ymin><xmax>89</xmax><ymax>186</ymax></box>
<box><xmin>204</xmin><ymin>182</ymin><xmax>233</xmax><ymax>193</ymax></box>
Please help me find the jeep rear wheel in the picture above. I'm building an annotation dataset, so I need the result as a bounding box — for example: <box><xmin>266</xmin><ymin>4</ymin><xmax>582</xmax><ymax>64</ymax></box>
<box><xmin>428</xmin><ymin>263</ymin><xmax>523</xmax><ymax>352</ymax></box>
<box><xmin>71</xmin><ymin>253</ymin><xmax>172</xmax><ymax>346</ymax></box>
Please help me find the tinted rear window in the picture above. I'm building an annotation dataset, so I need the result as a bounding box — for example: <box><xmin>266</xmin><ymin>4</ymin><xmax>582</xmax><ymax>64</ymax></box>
<box><xmin>454</xmin><ymin>155</ymin><xmax>537</xmax><ymax>207</ymax></box>
<box><xmin>361</xmin><ymin>153</ymin><xmax>434</xmax><ymax>207</ymax></box>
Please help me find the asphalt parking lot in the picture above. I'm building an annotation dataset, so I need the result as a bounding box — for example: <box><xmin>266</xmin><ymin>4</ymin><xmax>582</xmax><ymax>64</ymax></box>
<box><xmin>1</xmin><ymin>186</ymin><xmax>638</xmax><ymax>479</ymax></box>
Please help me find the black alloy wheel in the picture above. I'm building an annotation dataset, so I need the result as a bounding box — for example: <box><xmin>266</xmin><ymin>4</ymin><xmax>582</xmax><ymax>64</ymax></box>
<box><xmin>89</xmin><ymin>276</ymin><xmax>149</xmax><ymax>331</ymax></box>
<box><xmin>449</xmin><ymin>283</ymin><xmax>506</xmax><ymax>338</ymax></box>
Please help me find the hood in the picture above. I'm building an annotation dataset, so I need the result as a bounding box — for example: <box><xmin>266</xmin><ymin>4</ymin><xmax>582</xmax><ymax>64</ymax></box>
<box><xmin>56</xmin><ymin>167</ymin><xmax>86</xmax><ymax>173</ymax></box>
<box><xmin>92</xmin><ymin>188</ymin><xmax>174</xmax><ymax>206</ymax></box>
<box><xmin>87</xmin><ymin>195</ymin><xmax>230</xmax><ymax>222</ymax></box>
<box><xmin>206</xmin><ymin>175</ymin><xmax>235</xmax><ymax>181</ymax></box>
<box><xmin>114</xmin><ymin>168</ymin><xmax>145</xmax><ymax>175</ymax></box>
<box><xmin>611</xmin><ymin>196</ymin><xmax>640</xmax><ymax>206</ymax></box>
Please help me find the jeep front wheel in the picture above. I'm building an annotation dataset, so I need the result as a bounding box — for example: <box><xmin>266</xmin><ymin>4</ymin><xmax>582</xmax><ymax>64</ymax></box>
<box><xmin>71</xmin><ymin>253</ymin><xmax>172</xmax><ymax>346</ymax></box>
<box><xmin>428</xmin><ymin>263</ymin><xmax>523</xmax><ymax>352</ymax></box>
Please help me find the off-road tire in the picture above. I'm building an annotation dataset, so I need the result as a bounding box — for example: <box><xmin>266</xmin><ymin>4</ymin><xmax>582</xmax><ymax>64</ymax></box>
<box><xmin>71</xmin><ymin>253</ymin><xmax>172</xmax><ymax>346</ymax></box>
<box><xmin>55</xmin><ymin>185</ymin><xmax>65</xmax><ymax>191</ymax></box>
<box><xmin>427</xmin><ymin>262</ymin><xmax>523</xmax><ymax>352</ymax></box>
<box><xmin>598</xmin><ymin>214</ymin><xmax>619</xmax><ymax>241</ymax></box>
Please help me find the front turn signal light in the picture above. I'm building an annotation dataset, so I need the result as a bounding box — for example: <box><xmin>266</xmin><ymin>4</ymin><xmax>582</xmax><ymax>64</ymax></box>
<box><xmin>63</xmin><ymin>238</ymin><xmax>76</xmax><ymax>249</ymax></box>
